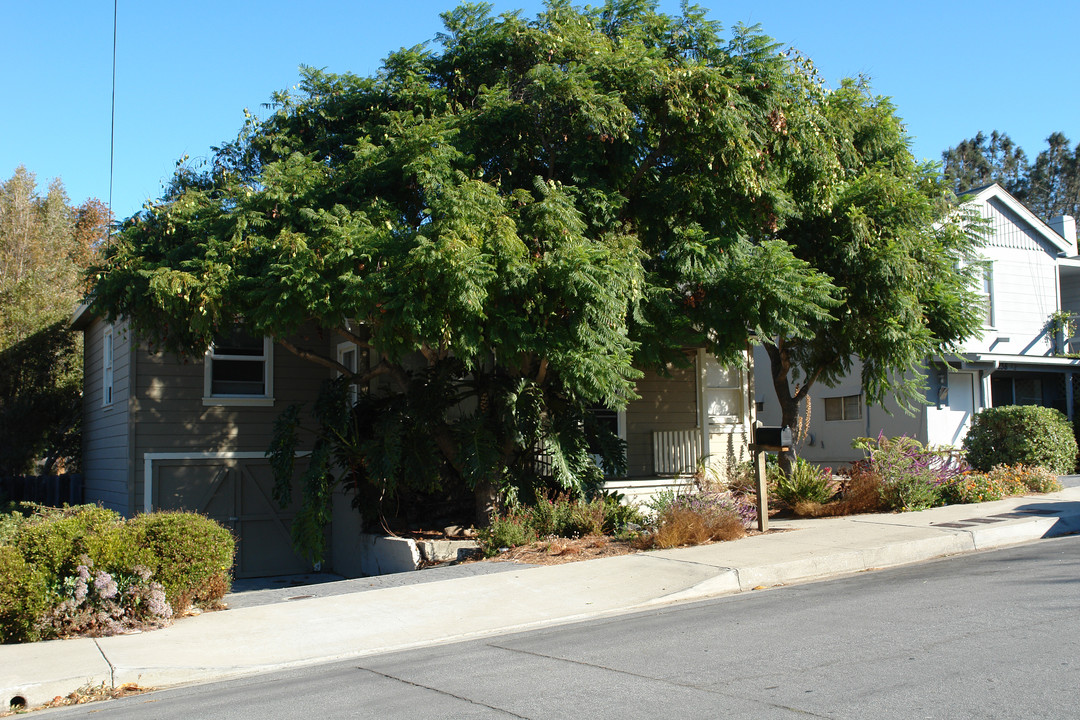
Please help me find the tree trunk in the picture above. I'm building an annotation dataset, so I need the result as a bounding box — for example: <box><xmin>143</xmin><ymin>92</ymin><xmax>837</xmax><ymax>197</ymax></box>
<box><xmin>474</xmin><ymin>479</ymin><xmax>499</xmax><ymax>525</ymax></box>
<box><xmin>764</xmin><ymin>338</ymin><xmax>809</xmax><ymax>478</ymax></box>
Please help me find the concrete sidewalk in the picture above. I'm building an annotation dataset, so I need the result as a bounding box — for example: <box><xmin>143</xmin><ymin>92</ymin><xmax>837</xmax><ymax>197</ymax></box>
<box><xmin>4</xmin><ymin>487</ymin><xmax>1080</xmax><ymax>710</ymax></box>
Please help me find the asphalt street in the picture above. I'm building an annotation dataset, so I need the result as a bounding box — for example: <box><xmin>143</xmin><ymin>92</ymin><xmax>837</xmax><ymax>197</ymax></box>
<box><xmin>40</xmin><ymin>533</ymin><xmax>1080</xmax><ymax>719</ymax></box>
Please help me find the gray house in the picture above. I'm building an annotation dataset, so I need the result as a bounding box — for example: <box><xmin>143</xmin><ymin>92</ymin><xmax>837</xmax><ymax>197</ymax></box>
<box><xmin>74</xmin><ymin>311</ymin><xmax>753</xmax><ymax>578</ymax></box>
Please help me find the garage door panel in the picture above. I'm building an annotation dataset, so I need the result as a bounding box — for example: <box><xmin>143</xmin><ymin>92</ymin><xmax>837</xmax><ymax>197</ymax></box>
<box><xmin>155</xmin><ymin>463</ymin><xmax>234</xmax><ymax>517</ymax></box>
<box><xmin>239</xmin><ymin>461</ymin><xmax>305</xmax><ymax>515</ymax></box>
<box><xmin>151</xmin><ymin>456</ymin><xmax>313</xmax><ymax>579</ymax></box>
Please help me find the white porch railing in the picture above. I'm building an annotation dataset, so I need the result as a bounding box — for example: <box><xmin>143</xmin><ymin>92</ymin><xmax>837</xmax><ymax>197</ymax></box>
<box><xmin>652</xmin><ymin>429</ymin><xmax>701</xmax><ymax>476</ymax></box>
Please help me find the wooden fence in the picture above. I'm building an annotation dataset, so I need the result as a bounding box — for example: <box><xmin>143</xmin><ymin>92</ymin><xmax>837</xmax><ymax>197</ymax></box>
<box><xmin>0</xmin><ymin>473</ymin><xmax>84</xmax><ymax>507</ymax></box>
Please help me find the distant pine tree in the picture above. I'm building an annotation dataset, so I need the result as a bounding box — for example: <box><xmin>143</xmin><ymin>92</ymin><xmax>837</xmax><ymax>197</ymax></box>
<box><xmin>943</xmin><ymin>131</ymin><xmax>1080</xmax><ymax>222</ymax></box>
<box><xmin>942</xmin><ymin>130</ymin><xmax>1028</xmax><ymax>198</ymax></box>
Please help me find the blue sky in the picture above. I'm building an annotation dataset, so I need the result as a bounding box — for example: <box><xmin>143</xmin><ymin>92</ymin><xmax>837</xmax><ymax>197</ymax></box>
<box><xmin>3</xmin><ymin>1</ymin><xmax>1077</xmax><ymax>220</ymax></box>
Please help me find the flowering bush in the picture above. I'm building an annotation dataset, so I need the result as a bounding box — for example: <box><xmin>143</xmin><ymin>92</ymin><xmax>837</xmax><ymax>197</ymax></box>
<box><xmin>0</xmin><ymin>504</ymin><xmax>234</xmax><ymax>644</ymax></box>
<box><xmin>38</xmin><ymin>559</ymin><xmax>173</xmax><ymax>638</ymax></box>
<box><xmin>852</xmin><ymin>435</ymin><xmax>970</xmax><ymax>511</ymax></box>
<box><xmin>941</xmin><ymin>464</ymin><xmax>1063</xmax><ymax>505</ymax></box>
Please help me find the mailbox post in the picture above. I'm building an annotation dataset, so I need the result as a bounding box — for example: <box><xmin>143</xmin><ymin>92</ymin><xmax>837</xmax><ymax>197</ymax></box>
<box><xmin>749</xmin><ymin>425</ymin><xmax>792</xmax><ymax>532</ymax></box>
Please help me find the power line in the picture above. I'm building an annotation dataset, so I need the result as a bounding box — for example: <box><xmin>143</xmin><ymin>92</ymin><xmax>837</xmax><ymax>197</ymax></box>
<box><xmin>108</xmin><ymin>0</ymin><xmax>118</xmax><ymax>239</ymax></box>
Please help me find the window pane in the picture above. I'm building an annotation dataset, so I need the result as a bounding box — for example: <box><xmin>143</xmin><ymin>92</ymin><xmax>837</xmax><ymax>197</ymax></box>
<box><xmin>844</xmin><ymin>394</ymin><xmax>861</xmax><ymax>420</ymax></box>
<box><xmin>707</xmin><ymin>389</ymin><xmax>741</xmax><ymax>423</ymax></box>
<box><xmin>824</xmin><ymin>397</ymin><xmax>843</xmax><ymax>421</ymax></box>
<box><xmin>706</xmin><ymin>362</ymin><xmax>737</xmax><ymax>388</ymax></box>
<box><xmin>213</xmin><ymin>328</ymin><xmax>264</xmax><ymax>357</ymax></box>
<box><xmin>211</xmin><ymin>358</ymin><xmax>264</xmax><ymax>395</ymax></box>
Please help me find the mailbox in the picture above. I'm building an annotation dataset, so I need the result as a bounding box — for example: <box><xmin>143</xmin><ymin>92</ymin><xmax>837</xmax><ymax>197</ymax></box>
<box><xmin>753</xmin><ymin>425</ymin><xmax>792</xmax><ymax>450</ymax></box>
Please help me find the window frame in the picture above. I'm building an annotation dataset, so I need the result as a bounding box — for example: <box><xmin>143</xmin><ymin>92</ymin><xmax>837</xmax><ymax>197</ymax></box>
<box><xmin>981</xmin><ymin>262</ymin><xmax>995</xmax><ymax>328</ymax></box>
<box><xmin>704</xmin><ymin>360</ymin><xmax>745</xmax><ymax>427</ymax></box>
<box><xmin>203</xmin><ymin>334</ymin><xmax>274</xmax><ymax>407</ymax></box>
<box><xmin>824</xmin><ymin>393</ymin><xmax>862</xmax><ymax>422</ymax></box>
<box><xmin>102</xmin><ymin>325</ymin><xmax>114</xmax><ymax>408</ymax></box>
<box><xmin>336</xmin><ymin>340</ymin><xmax>360</xmax><ymax>404</ymax></box>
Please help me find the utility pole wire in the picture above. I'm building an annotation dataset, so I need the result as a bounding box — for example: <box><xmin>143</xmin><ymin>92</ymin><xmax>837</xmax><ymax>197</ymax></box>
<box><xmin>108</xmin><ymin>0</ymin><xmax>118</xmax><ymax>242</ymax></box>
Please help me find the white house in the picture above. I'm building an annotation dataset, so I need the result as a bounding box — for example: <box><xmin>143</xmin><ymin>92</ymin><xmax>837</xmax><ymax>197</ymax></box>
<box><xmin>754</xmin><ymin>183</ymin><xmax>1080</xmax><ymax>465</ymax></box>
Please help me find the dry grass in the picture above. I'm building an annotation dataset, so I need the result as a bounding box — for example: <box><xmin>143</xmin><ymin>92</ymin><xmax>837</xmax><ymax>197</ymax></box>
<box><xmin>793</xmin><ymin>471</ymin><xmax>884</xmax><ymax>518</ymax></box>
<box><xmin>634</xmin><ymin>507</ymin><xmax>746</xmax><ymax>550</ymax></box>
<box><xmin>489</xmin><ymin>535</ymin><xmax>630</xmax><ymax>565</ymax></box>
<box><xmin>2</xmin><ymin>682</ymin><xmax>151</xmax><ymax>716</ymax></box>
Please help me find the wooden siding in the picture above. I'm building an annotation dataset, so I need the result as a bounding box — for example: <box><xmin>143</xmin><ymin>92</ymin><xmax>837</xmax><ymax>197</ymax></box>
<box><xmin>131</xmin><ymin>326</ymin><xmax>331</xmax><ymax>512</ymax></box>
<box><xmin>81</xmin><ymin>318</ymin><xmax>133</xmax><ymax>513</ymax></box>
<box><xmin>984</xmin><ymin>197</ymin><xmax>1056</xmax><ymax>251</ymax></box>
<box><xmin>624</xmin><ymin>360</ymin><xmax>698</xmax><ymax>477</ymax></box>
<box><xmin>963</xmin><ymin>197</ymin><xmax>1061</xmax><ymax>356</ymax></box>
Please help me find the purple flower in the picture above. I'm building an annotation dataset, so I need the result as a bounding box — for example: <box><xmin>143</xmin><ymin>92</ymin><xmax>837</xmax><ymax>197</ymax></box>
<box><xmin>93</xmin><ymin>571</ymin><xmax>118</xmax><ymax>600</ymax></box>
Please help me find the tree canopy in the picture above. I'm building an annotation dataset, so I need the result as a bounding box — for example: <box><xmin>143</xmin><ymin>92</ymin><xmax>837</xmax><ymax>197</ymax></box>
<box><xmin>763</xmin><ymin>80</ymin><xmax>985</xmax><ymax>453</ymax></box>
<box><xmin>88</xmin><ymin>1</ymin><xmax>981</xmax><ymax>549</ymax></box>
<box><xmin>0</xmin><ymin>166</ymin><xmax>109</xmax><ymax>475</ymax></box>
<box><xmin>943</xmin><ymin>130</ymin><xmax>1080</xmax><ymax>222</ymax></box>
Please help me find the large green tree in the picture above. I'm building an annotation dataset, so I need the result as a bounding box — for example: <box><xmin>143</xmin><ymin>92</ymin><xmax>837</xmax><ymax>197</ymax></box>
<box><xmin>763</xmin><ymin>81</ymin><xmax>985</xmax><ymax>471</ymax></box>
<box><xmin>0</xmin><ymin>166</ymin><xmax>110</xmax><ymax>474</ymax></box>
<box><xmin>88</xmin><ymin>1</ymin><xmax>977</xmax><ymax>553</ymax></box>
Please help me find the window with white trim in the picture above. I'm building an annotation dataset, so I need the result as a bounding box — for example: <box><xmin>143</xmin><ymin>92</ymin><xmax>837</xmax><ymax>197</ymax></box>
<box><xmin>704</xmin><ymin>360</ymin><xmax>745</xmax><ymax>425</ymax></box>
<box><xmin>102</xmin><ymin>325</ymin><xmax>114</xmax><ymax>407</ymax></box>
<box><xmin>979</xmin><ymin>263</ymin><xmax>994</xmax><ymax>327</ymax></box>
<box><xmin>824</xmin><ymin>394</ymin><xmax>861</xmax><ymax>421</ymax></box>
<box><xmin>203</xmin><ymin>328</ymin><xmax>274</xmax><ymax>405</ymax></box>
<box><xmin>336</xmin><ymin>341</ymin><xmax>359</xmax><ymax>404</ymax></box>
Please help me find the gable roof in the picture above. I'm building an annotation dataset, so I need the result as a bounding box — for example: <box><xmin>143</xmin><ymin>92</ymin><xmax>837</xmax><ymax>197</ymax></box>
<box><xmin>962</xmin><ymin>183</ymin><xmax>1075</xmax><ymax>256</ymax></box>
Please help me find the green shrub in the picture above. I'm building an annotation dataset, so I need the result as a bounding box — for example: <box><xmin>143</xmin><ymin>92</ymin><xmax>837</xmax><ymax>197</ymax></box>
<box><xmin>11</xmin><ymin>504</ymin><xmax>134</xmax><ymax>581</ymax></box>
<box><xmin>852</xmin><ymin>435</ymin><xmax>961</xmax><ymax>511</ymax></box>
<box><xmin>478</xmin><ymin>509</ymin><xmax>536</xmax><ymax>556</ymax></box>
<box><xmin>601</xmin><ymin>494</ymin><xmax>645</xmax><ymax>535</ymax></box>
<box><xmin>773</xmin><ymin>458</ymin><xmax>833</xmax><ymax>507</ymax></box>
<box><xmin>0</xmin><ymin>505</ymin><xmax>236</xmax><ymax>643</ymax></box>
<box><xmin>0</xmin><ymin>544</ymin><xmax>46</xmax><ymax>643</ymax></box>
<box><xmin>128</xmin><ymin>512</ymin><xmax>235</xmax><ymax>613</ymax></box>
<box><xmin>963</xmin><ymin>405</ymin><xmax>1078</xmax><ymax>475</ymax></box>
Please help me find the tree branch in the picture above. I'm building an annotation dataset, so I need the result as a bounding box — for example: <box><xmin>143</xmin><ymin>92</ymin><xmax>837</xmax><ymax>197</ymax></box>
<box><xmin>535</xmin><ymin>356</ymin><xmax>549</xmax><ymax>385</ymax></box>
<box><xmin>276</xmin><ymin>336</ymin><xmax>353</xmax><ymax>376</ymax></box>
<box><xmin>336</xmin><ymin>325</ymin><xmax>370</xmax><ymax>349</ymax></box>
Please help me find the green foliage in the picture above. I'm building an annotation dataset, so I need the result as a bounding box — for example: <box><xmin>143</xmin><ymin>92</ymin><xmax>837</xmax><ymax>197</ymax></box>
<box><xmin>0</xmin><ymin>504</ymin><xmax>235</xmax><ymax>643</ymax></box>
<box><xmin>963</xmin><ymin>405</ymin><xmax>1078</xmax><ymax>475</ymax></box>
<box><xmin>477</xmin><ymin>491</ymin><xmax>645</xmax><ymax>556</ymax></box>
<box><xmin>127</xmin><ymin>512</ymin><xmax>235</xmax><ymax>614</ymax></box>
<box><xmin>0</xmin><ymin>543</ymin><xmax>42</xmax><ymax>644</ymax></box>
<box><xmin>943</xmin><ymin>130</ymin><xmax>1080</xmax><ymax>222</ymax></box>
<box><xmin>942</xmin><ymin>130</ymin><xmax>1029</xmax><ymax>199</ymax></box>
<box><xmin>477</xmin><ymin>508</ymin><xmax>537</xmax><ymax>556</ymax></box>
<box><xmin>89</xmin><ymin>3</ymin><xmax>975</xmax><ymax>553</ymax></box>
<box><xmin>763</xmin><ymin>79</ymin><xmax>987</xmax><ymax>437</ymax></box>
<box><xmin>0</xmin><ymin>167</ymin><xmax>106</xmax><ymax>475</ymax></box>
<box><xmin>851</xmin><ymin>435</ymin><xmax>965</xmax><ymax>511</ymax></box>
<box><xmin>0</xmin><ymin>321</ymin><xmax>83</xmax><ymax>475</ymax></box>
<box><xmin>773</xmin><ymin>458</ymin><xmax>833</xmax><ymax>506</ymax></box>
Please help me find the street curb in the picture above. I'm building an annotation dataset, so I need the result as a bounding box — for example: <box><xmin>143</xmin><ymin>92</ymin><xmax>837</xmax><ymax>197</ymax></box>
<box><xmin>3</xmin><ymin>490</ymin><xmax>1079</xmax><ymax>711</ymax></box>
